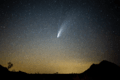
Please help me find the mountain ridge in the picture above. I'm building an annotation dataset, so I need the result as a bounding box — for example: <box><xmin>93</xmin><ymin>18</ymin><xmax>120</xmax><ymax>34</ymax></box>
<box><xmin>0</xmin><ymin>60</ymin><xmax>120</xmax><ymax>80</ymax></box>
<box><xmin>78</xmin><ymin>60</ymin><xmax>120</xmax><ymax>80</ymax></box>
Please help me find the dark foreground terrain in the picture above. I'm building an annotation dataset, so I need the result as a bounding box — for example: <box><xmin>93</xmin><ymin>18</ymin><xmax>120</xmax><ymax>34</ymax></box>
<box><xmin>0</xmin><ymin>60</ymin><xmax>120</xmax><ymax>80</ymax></box>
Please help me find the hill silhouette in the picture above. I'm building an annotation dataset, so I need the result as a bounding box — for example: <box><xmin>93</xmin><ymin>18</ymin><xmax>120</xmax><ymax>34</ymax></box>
<box><xmin>0</xmin><ymin>65</ymin><xmax>9</xmax><ymax>74</ymax></box>
<box><xmin>0</xmin><ymin>60</ymin><xmax>120</xmax><ymax>80</ymax></box>
<box><xmin>78</xmin><ymin>60</ymin><xmax>120</xmax><ymax>80</ymax></box>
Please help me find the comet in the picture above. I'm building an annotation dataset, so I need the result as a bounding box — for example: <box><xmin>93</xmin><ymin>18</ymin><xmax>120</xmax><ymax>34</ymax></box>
<box><xmin>57</xmin><ymin>20</ymin><xmax>71</xmax><ymax>38</ymax></box>
<box><xmin>57</xmin><ymin>27</ymin><xmax>63</xmax><ymax>38</ymax></box>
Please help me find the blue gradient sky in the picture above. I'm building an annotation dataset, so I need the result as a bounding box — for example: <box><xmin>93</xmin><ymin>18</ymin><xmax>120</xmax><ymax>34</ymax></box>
<box><xmin>0</xmin><ymin>0</ymin><xmax>120</xmax><ymax>74</ymax></box>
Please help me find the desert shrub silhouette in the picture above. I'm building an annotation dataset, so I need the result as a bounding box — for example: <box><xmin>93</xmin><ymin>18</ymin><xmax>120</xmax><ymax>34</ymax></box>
<box><xmin>12</xmin><ymin>69</ymin><xmax>15</xmax><ymax>72</ymax></box>
<box><xmin>8</xmin><ymin>62</ymin><xmax>13</xmax><ymax>70</ymax></box>
<box><xmin>54</xmin><ymin>72</ymin><xmax>58</xmax><ymax>74</ymax></box>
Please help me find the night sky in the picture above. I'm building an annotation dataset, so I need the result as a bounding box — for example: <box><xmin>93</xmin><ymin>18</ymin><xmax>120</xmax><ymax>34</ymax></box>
<box><xmin>0</xmin><ymin>0</ymin><xmax>120</xmax><ymax>74</ymax></box>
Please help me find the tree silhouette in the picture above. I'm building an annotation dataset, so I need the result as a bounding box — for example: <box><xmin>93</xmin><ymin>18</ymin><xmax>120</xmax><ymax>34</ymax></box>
<box><xmin>8</xmin><ymin>62</ymin><xmax>13</xmax><ymax>69</ymax></box>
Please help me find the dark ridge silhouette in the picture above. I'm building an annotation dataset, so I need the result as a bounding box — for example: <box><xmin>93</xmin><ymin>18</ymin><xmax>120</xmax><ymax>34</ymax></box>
<box><xmin>114</xmin><ymin>0</ymin><xmax>120</xmax><ymax>9</ymax></box>
<box><xmin>78</xmin><ymin>60</ymin><xmax>120</xmax><ymax>80</ymax></box>
<box><xmin>114</xmin><ymin>0</ymin><xmax>120</xmax><ymax>6</ymax></box>
<box><xmin>0</xmin><ymin>65</ymin><xmax>9</xmax><ymax>73</ymax></box>
<box><xmin>0</xmin><ymin>60</ymin><xmax>120</xmax><ymax>80</ymax></box>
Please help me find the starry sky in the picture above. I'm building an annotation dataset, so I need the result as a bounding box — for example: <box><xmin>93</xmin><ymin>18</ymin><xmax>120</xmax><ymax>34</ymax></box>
<box><xmin>0</xmin><ymin>0</ymin><xmax>120</xmax><ymax>74</ymax></box>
